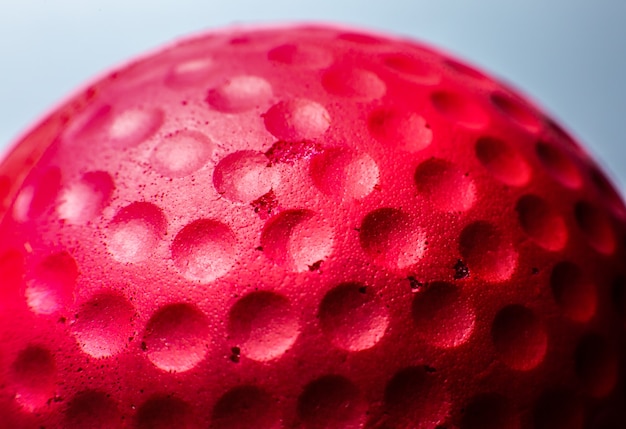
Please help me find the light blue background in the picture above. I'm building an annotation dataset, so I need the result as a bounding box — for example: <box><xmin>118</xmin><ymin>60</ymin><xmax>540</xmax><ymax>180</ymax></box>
<box><xmin>1</xmin><ymin>0</ymin><xmax>624</xmax><ymax>193</ymax></box>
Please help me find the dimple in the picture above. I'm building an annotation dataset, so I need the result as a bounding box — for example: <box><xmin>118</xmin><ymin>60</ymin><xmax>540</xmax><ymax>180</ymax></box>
<box><xmin>268</xmin><ymin>43</ymin><xmax>333</xmax><ymax>68</ymax></box>
<box><xmin>166</xmin><ymin>57</ymin><xmax>215</xmax><ymax>86</ymax></box>
<box><xmin>65</xmin><ymin>390</ymin><xmax>120</xmax><ymax>429</ymax></box>
<box><xmin>431</xmin><ymin>90</ymin><xmax>489</xmax><ymax>129</ymax></box>
<box><xmin>382</xmin><ymin>366</ymin><xmax>450</xmax><ymax>429</ymax></box>
<box><xmin>142</xmin><ymin>303</ymin><xmax>211</xmax><ymax>373</ymax></box>
<box><xmin>213</xmin><ymin>150</ymin><xmax>280</xmax><ymax>203</ymax></box>
<box><xmin>71</xmin><ymin>291</ymin><xmax>135</xmax><ymax>358</ymax></box>
<box><xmin>150</xmin><ymin>130</ymin><xmax>215</xmax><ymax>178</ymax></box>
<box><xmin>490</xmin><ymin>91</ymin><xmax>541</xmax><ymax>132</ymax></box>
<box><xmin>207</xmin><ymin>75</ymin><xmax>273</xmax><ymax>113</ymax></box>
<box><xmin>359</xmin><ymin>207</ymin><xmax>427</xmax><ymax>270</ymax></box>
<box><xmin>459</xmin><ymin>221</ymin><xmax>518</xmax><ymax>282</ymax></box>
<box><xmin>106</xmin><ymin>202</ymin><xmax>167</xmax><ymax>264</ymax></box>
<box><xmin>535</xmin><ymin>141</ymin><xmax>582</xmax><ymax>189</ymax></box>
<box><xmin>228</xmin><ymin>291</ymin><xmax>299</xmax><ymax>362</ymax></box>
<box><xmin>57</xmin><ymin>171</ymin><xmax>114</xmax><ymax>225</ymax></box>
<box><xmin>475</xmin><ymin>136</ymin><xmax>531</xmax><ymax>186</ymax></box>
<box><xmin>574</xmin><ymin>201</ymin><xmax>616</xmax><ymax>255</ymax></box>
<box><xmin>76</xmin><ymin>105</ymin><xmax>163</xmax><ymax>148</ymax></box>
<box><xmin>491</xmin><ymin>304</ymin><xmax>547</xmax><ymax>371</ymax></box>
<box><xmin>550</xmin><ymin>261</ymin><xmax>597</xmax><ymax>322</ymax></box>
<box><xmin>171</xmin><ymin>219</ymin><xmax>238</xmax><ymax>283</ymax></box>
<box><xmin>9</xmin><ymin>345</ymin><xmax>56</xmax><ymax>411</ymax></box>
<box><xmin>412</xmin><ymin>282</ymin><xmax>475</xmax><ymax>348</ymax></box>
<box><xmin>319</xmin><ymin>282</ymin><xmax>389</xmax><ymax>352</ymax></box>
<box><xmin>137</xmin><ymin>395</ymin><xmax>194</xmax><ymax>429</ymax></box>
<box><xmin>106</xmin><ymin>107</ymin><xmax>163</xmax><ymax>147</ymax></box>
<box><xmin>13</xmin><ymin>167</ymin><xmax>61</xmax><ymax>222</ymax></box>
<box><xmin>516</xmin><ymin>194</ymin><xmax>568</xmax><ymax>251</ymax></box>
<box><xmin>310</xmin><ymin>147</ymin><xmax>379</xmax><ymax>200</ymax></box>
<box><xmin>414</xmin><ymin>158</ymin><xmax>476</xmax><ymax>212</ymax></box>
<box><xmin>321</xmin><ymin>65</ymin><xmax>386</xmax><ymax>100</ymax></box>
<box><xmin>25</xmin><ymin>251</ymin><xmax>78</xmax><ymax>315</ymax></box>
<box><xmin>264</xmin><ymin>99</ymin><xmax>330</xmax><ymax>141</ymax></box>
<box><xmin>298</xmin><ymin>375</ymin><xmax>366</xmax><ymax>429</ymax></box>
<box><xmin>368</xmin><ymin>108</ymin><xmax>432</xmax><ymax>152</ymax></box>
<box><xmin>260</xmin><ymin>209</ymin><xmax>334</xmax><ymax>272</ymax></box>
<box><xmin>382</xmin><ymin>52</ymin><xmax>440</xmax><ymax>85</ymax></box>
<box><xmin>211</xmin><ymin>385</ymin><xmax>280</xmax><ymax>429</ymax></box>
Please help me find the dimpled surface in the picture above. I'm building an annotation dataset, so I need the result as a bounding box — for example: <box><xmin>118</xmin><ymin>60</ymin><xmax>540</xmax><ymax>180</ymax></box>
<box><xmin>0</xmin><ymin>24</ymin><xmax>625</xmax><ymax>429</ymax></box>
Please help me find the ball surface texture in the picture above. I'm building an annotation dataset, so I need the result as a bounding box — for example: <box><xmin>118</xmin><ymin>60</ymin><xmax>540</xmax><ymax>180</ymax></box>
<box><xmin>0</xmin><ymin>24</ymin><xmax>625</xmax><ymax>428</ymax></box>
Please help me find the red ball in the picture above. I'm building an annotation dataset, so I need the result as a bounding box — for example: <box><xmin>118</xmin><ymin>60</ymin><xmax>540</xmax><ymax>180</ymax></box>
<box><xmin>0</xmin><ymin>24</ymin><xmax>625</xmax><ymax>429</ymax></box>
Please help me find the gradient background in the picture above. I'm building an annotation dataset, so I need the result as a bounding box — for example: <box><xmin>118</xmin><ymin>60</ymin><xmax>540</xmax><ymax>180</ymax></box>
<box><xmin>1</xmin><ymin>0</ymin><xmax>624</xmax><ymax>194</ymax></box>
